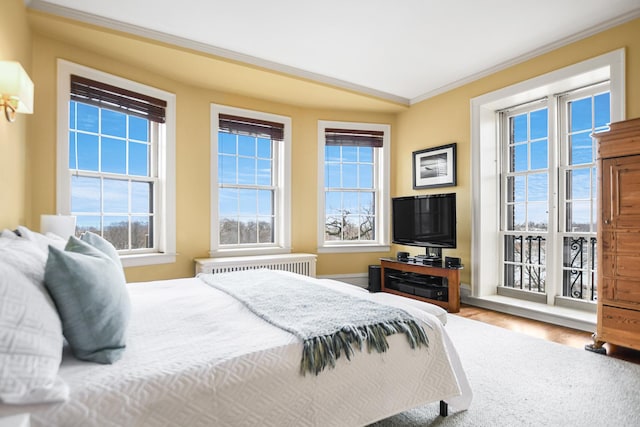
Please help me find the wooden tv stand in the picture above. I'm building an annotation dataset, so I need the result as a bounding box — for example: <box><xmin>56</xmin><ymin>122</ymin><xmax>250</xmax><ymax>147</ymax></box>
<box><xmin>380</xmin><ymin>258</ymin><xmax>460</xmax><ymax>313</ymax></box>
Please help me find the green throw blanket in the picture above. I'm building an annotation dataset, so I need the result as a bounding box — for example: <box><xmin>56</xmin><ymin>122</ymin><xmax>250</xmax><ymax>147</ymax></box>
<box><xmin>198</xmin><ymin>269</ymin><xmax>429</xmax><ymax>376</ymax></box>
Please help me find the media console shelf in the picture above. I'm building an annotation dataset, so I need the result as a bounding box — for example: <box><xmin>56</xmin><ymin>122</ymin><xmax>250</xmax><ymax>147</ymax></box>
<box><xmin>380</xmin><ymin>258</ymin><xmax>461</xmax><ymax>313</ymax></box>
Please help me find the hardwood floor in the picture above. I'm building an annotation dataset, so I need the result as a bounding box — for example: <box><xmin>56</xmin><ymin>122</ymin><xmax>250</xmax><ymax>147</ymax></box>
<box><xmin>455</xmin><ymin>304</ymin><xmax>640</xmax><ymax>365</ymax></box>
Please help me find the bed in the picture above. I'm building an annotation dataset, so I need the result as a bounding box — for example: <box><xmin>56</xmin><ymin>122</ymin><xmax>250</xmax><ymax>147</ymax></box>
<box><xmin>0</xmin><ymin>228</ymin><xmax>471</xmax><ymax>426</ymax></box>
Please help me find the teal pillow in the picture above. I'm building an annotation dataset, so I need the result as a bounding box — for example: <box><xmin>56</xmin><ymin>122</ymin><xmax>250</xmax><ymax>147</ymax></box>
<box><xmin>44</xmin><ymin>237</ymin><xmax>130</xmax><ymax>364</ymax></box>
<box><xmin>80</xmin><ymin>231</ymin><xmax>124</xmax><ymax>272</ymax></box>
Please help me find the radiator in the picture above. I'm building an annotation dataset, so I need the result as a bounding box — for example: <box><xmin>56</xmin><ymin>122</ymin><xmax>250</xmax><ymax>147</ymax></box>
<box><xmin>194</xmin><ymin>253</ymin><xmax>317</xmax><ymax>277</ymax></box>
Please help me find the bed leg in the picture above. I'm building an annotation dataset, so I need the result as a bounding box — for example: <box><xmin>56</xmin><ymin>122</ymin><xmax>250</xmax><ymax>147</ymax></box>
<box><xmin>439</xmin><ymin>400</ymin><xmax>448</xmax><ymax>417</ymax></box>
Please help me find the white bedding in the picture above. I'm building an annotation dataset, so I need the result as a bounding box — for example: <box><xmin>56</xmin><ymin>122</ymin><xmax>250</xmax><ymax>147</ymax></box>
<box><xmin>0</xmin><ymin>275</ymin><xmax>471</xmax><ymax>426</ymax></box>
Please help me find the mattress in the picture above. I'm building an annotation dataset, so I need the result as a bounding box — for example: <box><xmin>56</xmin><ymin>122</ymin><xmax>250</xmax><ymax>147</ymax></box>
<box><xmin>0</xmin><ymin>275</ymin><xmax>471</xmax><ymax>426</ymax></box>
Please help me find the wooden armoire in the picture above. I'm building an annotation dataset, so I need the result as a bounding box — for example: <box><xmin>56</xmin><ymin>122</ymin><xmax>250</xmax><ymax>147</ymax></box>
<box><xmin>587</xmin><ymin>117</ymin><xmax>640</xmax><ymax>354</ymax></box>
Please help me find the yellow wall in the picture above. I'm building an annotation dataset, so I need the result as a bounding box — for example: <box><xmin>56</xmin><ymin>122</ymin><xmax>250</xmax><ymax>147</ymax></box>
<box><xmin>395</xmin><ymin>18</ymin><xmax>640</xmax><ymax>285</ymax></box>
<box><xmin>6</xmin><ymin>0</ymin><xmax>639</xmax><ymax>285</ymax></box>
<box><xmin>0</xmin><ymin>0</ymin><xmax>31</xmax><ymax>228</ymax></box>
<box><xmin>28</xmin><ymin>33</ymin><xmax>396</xmax><ymax>282</ymax></box>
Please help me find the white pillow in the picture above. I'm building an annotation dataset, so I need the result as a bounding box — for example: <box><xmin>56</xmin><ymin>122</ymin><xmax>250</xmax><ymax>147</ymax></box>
<box><xmin>368</xmin><ymin>292</ymin><xmax>449</xmax><ymax>325</ymax></box>
<box><xmin>0</xmin><ymin>236</ymin><xmax>68</xmax><ymax>404</ymax></box>
<box><xmin>16</xmin><ymin>225</ymin><xmax>66</xmax><ymax>254</ymax></box>
<box><xmin>0</xmin><ymin>229</ymin><xmax>18</xmax><ymax>239</ymax></box>
<box><xmin>316</xmin><ymin>278</ymin><xmax>369</xmax><ymax>294</ymax></box>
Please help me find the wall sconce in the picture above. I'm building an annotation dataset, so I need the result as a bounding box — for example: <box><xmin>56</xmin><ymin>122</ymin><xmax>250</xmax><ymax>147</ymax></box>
<box><xmin>0</xmin><ymin>61</ymin><xmax>34</xmax><ymax>122</ymax></box>
<box><xmin>41</xmin><ymin>214</ymin><xmax>77</xmax><ymax>240</ymax></box>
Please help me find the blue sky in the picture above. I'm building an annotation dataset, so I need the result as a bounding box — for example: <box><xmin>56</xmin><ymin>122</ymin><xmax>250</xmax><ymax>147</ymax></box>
<box><xmin>507</xmin><ymin>92</ymin><xmax>609</xmax><ymax>232</ymax></box>
<box><xmin>218</xmin><ymin>132</ymin><xmax>273</xmax><ymax>221</ymax></box>
<box><xmin>69</xmin><ymin>101</ymin><xmax>151</xmax><ymax>229</ymax></box>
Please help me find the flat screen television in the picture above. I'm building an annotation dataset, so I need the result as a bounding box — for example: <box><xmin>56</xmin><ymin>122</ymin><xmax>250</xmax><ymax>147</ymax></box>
<box><xmin>392</xmin><ymin>193</ymin><xmax>457</xmax><ymax>255</ymax></box>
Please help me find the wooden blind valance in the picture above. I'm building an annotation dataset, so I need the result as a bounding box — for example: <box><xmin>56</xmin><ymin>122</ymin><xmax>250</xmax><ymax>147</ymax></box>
<box><xmin>70</xmin><ymin>75</ymin><xmax>167</xmax><ymax>123</ymax></box>
<box><xmin>325</xmin><ymin>128</ymin><xmax>384</xmax><ymax>147</ymax></box>
<box><xmin>219</xmin><ymin>114</ymin><xmax>284</xmax><ymax>140</ymax></box>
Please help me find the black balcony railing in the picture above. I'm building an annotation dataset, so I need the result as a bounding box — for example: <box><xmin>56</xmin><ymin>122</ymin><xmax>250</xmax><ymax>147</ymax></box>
<box><xmin>562</xmin><ymin>236</ymin><xmax>597</xmax><ymax>301</ymax></box>
<box><xmin>504</xmin><ymin>234</ymin><xmax>597</xmax><ymax>300</ymax></box>
<box><xmin>503</xmin><ymin>234</ymin><xmax>546</xmax><ymax>293</ymax></box>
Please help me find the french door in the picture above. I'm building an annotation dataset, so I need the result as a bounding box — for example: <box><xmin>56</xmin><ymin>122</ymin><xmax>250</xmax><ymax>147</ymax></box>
<box><xmin>500</xmin><ymin>82</ymin><xmax>610</xmax><ymax>306</ymax></box>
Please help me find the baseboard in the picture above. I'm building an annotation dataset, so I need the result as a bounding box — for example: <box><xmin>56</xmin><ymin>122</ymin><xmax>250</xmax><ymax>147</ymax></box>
<box><xmin>460</xmin><ymin>286</ymin><xmax>596</xmax><ymax>332</ymax></box>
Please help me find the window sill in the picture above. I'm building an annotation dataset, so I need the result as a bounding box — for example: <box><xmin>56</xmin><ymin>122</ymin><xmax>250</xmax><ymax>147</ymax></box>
<box><xmin>461</xmin><ymin>291</ymin><xmax>596</xmax><ymax>332</ymax></box>
<box><xmin>208</xmin><ymin>247</ymin><xmax>292</xmax><ymax>258</ymax></box>
<box><xmin>317</xmin><ymin>244</ymin><xmax>390</xmax><ymax>254</ymax></box>
<box><xmin>496</xmin><ymin>286</ymin><xmax>547</xmax><ymax>303</ymax></box>
<box><xmin>121</xmin><ymin>252</ymin><xmax>176</xmax><ymax>268</ymax></box>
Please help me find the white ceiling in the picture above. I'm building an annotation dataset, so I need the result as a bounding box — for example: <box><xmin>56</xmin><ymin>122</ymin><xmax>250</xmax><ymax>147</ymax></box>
<box><xmin>27</xmin><ymin>0</ymin><xmax>640</xmax><ymax>105</ymax></box>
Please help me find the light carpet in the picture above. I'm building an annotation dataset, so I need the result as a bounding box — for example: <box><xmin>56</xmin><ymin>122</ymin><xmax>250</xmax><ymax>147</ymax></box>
<box><xmin>371</xmin><ymin>314</ymin><xmax>640</xmax><ymax>427</ymax></box>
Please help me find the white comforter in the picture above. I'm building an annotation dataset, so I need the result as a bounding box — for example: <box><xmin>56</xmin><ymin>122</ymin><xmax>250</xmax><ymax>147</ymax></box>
<box><xmin>0</xmin><ymin>275</ymin><xmax>471</xmax><ymax>426</ymax></box>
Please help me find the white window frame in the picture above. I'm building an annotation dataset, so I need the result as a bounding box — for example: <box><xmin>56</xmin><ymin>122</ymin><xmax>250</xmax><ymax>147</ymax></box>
<box><xmin>499</xmin><ymin>101</ymin><xmax>551</xmax><ymax>301</ymax></box>
<box><xmin>557</xmin><ymin>82</ymin><xmax>610</xmax><ymax>236</ymax></box>
<box><xmin>556</xmin><ymin>83</ymin><xmax>609</xmax><ymax>305</ymax></box>
<box><xmin>210</xmin><ymin>104</ymin><xmax>291</xmax><ymax>257</ymax></box>
<box><xmin>56</xmin><ymin>59</ymin><xmax>177</xmax><ymax>267</ymax></box>
<box><xmin>317</xmin><ymin>120</ymin><xmax>391</xmax><ymax>253</ymax></box>
<box><xmin>471</xmin><ymin>49</ymin><xmax>625</xmax><ymax>307</ymax></box>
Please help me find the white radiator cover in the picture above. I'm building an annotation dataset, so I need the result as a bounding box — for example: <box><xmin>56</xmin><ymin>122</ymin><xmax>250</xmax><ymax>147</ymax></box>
<box><xmin>195</xmin><ymin>253</ymin><xmax>317</xmax><ymax>277</ymax></box>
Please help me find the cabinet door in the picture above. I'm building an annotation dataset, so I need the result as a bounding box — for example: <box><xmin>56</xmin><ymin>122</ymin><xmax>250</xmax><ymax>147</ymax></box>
<box><xmin>601</xmin><ymin>156</ymin><xmax>640</xmax><ymax>307</ymax></box>
<box><xmin>602</xmin><ymin>156</ymin><xmax>640</xmax><ymax>229</ymax></box>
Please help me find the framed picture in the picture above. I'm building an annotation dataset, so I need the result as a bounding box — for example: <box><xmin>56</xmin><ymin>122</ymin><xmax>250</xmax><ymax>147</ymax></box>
<box><xmin>412</xmin><ymin>143</ymin><xmax>457</xmax><ymax>189</ymax></box>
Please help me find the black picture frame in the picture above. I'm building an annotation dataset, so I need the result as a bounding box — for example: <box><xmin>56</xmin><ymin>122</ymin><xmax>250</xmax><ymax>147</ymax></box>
<box><xmin>412</xmin><ymin>143</ymin><xmax>457</xmax><ymax>189</ymax></box>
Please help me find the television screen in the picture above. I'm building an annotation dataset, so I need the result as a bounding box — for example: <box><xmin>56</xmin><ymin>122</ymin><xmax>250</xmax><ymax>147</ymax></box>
<box><xmin>392</xmin><ymin>193</ymin><xmax>456</xmax><ymax>248</ymax></box>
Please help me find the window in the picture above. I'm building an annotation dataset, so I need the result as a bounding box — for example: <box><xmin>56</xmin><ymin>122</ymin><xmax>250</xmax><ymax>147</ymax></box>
<box><xmin>57</xmin><ymin>60</ymin><xmax>176</xmax><ymax>267</ymax></box>
<box><xmin>501</xmin><ymin>102</ymin><xmax>550</xmax><ymax>294</ymax></box>
<box><xmin>558</xmin><ymin>85</ymin><xmax>610</xmax><ymax>301</ymax></box>
<box><xmin>471</xmin><ymin>49</ymin><xmax>624</xmax><ymax>311</ymax></box>
<box><xmin>500</xmin><ymin>84</ymin><xmax>609</xmax><ymax>303</ymax></box>
<box><xmin>210</xmin><ymin>105</ymin><xmax>291</xmax><ymax>256</ymax></box>
<box><xmin>317</xmin><ymin>121</ymin><xmax>390</xmax><ymax>253</ymax></box>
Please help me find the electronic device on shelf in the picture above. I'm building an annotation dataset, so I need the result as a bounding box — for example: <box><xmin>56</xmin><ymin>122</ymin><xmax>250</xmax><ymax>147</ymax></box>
<box><xmin>416</xmin><ymin>255</ymin><xmax>444</xmax><ymax>266</ymax></box>
<box><xmin>391</xmin><ymin>193</ymin><xmax>457</xmax><ymax>264</ymax></box>
<box><xmin>384</xmin><ymin>271</ymin><xmax>448</xmax><ymax>301</ymax></box>
<box><xmin>386</xmin><ymin>271</ymin><xmax>448</xmax><ymax>287</ymax></box>
<box><xmin>445</xmin><ymin>256</ymin><xmax>462</xmax><ymax>268</ymax></box>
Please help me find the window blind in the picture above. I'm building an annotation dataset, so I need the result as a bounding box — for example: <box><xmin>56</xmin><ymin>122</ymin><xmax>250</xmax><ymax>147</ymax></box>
<box><xmin>70</xmin><ymin>75</ymin><xmax>167</xmax><ymax>123</ymax></box>
<box><xmin>219</xmin><ymin>114</ymin><xmax>284</xmax><ymax>140</ymax></box>
<box><xmin>325</xmin><ymin>128</ymin><xmax>384</xmax><ymax>147</ymax></box>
